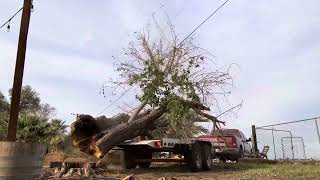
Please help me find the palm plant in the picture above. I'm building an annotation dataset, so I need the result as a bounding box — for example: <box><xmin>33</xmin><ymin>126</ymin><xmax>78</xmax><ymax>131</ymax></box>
<box><xmin>15</xmin><ymin>114</ymin><xmax>68</xmax><ymax>152</ymax></box>
<box><xmin>47</xmin><ymin>119</ymin><xmax>68</xmax><ymax>152</ymax></box>
<box><xmin>16</xmin><ymin>114</ymin><xmax>51</xmax><ymax>143</ymax></box>
<box><xmin>0</xmin><ymin>113</ymin><xmax>8</xmax><ymax>140</ymax></box>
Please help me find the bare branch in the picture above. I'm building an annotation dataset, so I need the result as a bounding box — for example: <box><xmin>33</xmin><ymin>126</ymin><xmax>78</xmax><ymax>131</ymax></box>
<box><xmin>216</xmin><ymin>100</ymin><xmax>243</xmax><ymax>118</ymax></box>
<box><xmin>127</xmin><ymin>98</ymin><xmax>148</xmax><ymax>123</ymax></box>
<box><xmin>194</xmin><ymin>110</ymin><xmax>225</xmax><ymax>125</ymax></box>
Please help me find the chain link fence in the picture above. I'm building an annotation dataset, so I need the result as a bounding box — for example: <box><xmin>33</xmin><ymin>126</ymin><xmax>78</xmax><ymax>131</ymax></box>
<box><xmin>254</xmin><ymin>117</ymin><xmax>320</xmax><ymax>160</ymax></box>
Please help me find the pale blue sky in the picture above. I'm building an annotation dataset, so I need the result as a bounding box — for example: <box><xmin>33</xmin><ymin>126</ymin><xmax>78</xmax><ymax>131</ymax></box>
<box><xmin>1</xmin><ymin>0</ymin><xmax>319</xmax><ymax>136</ymax></box>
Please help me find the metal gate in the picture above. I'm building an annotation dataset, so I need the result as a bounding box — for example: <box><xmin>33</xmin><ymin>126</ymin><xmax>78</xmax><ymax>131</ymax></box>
<box><xmin>281</xmin><ymin>137</ymin><xmax>306</xmax><ymax>160</ymax></box>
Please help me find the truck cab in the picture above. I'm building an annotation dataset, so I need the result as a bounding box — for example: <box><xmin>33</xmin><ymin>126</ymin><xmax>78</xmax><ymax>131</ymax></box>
<box><xmin>210</xmin><ymin>129</ymin><xmax>252</xmax><ymax>161</ymax></box>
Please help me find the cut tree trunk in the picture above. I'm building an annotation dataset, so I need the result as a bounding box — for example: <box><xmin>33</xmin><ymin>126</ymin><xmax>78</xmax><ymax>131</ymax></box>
<box><xmin>71</xmin><ymin>108</ymin><xmax>166</xmax><ymax>158</ymax></box>
<box><xmin>70</xmin><ymin>100</ymin><xmax>218</xmax><ymax>159</ymax></box>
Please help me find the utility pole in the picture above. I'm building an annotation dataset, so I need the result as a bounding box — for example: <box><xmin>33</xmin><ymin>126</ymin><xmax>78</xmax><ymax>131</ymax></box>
<box><xmin>251</xmin><ymin>125</ymin><xmax>258</xmax><ymax>158</ymax></box>
<box><xmin>7</xmin><ymin>0</ymin><xmax>32</xmax><ymax>141</ymax></box>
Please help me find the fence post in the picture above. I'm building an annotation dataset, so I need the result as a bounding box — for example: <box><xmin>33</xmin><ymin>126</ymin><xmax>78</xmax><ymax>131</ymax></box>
<box><xmin>315</xmin><ymin>119</ymin><xmax>320</xmax><ymax>145</ymax></box>
<box><xmin>271</xmin><ymin>127</ymin><xmax>276</xmax><ymax>160</ymax></box>
<box><xmin>252</xmin><ymin>125</ymin><xmax>258</xmax><ymax>158</ymax></box>
<box><xmin>289</xmin><ymin>132</ymin><xmax>294</xmax><ymax>160</ymax></box>
<box><xmin>301</xmin><ymin>137</ymin><xmax>306</xmax><ymax>159</ymax></box>
<box><xmin>281</xmin><ymin>138</ymin><xmax>285</xmax><ymax>159</ymax></box>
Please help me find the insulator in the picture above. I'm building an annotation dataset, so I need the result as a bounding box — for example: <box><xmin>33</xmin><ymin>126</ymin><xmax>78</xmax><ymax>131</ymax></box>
<box><xmin>7</xmin><ymin>24</ymin><xmax>10</xmax><ymax>32</ymax></box>
<box><xmin>31</xmin><ymin>0</ymin><xmax>34</xmax><ymax>12</ymax></box>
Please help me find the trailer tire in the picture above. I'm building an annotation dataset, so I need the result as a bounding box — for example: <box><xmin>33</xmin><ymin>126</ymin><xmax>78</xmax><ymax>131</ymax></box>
<box><xmin>137</xmin><ymin>151</ymin><xmax>152</xmax><ymax>168</ymax></box>
<box><xmin>121</xmin><ymin>151</ymin><xmax>137</xmax><ymax>169</ymax></box>
<box><xmin>219</xmin><ymin>156</ymin><xmax>227</xmax><ymax>163</ymax></box>
<box><xmin>202</xmin><ymin>144</ymin><xmax>213</xmax><ymax>170</ymax></box>
<box><xmin>190</xmin><ymin>142</ymin><xmax>203</xmax><ymax>172</ymax></box>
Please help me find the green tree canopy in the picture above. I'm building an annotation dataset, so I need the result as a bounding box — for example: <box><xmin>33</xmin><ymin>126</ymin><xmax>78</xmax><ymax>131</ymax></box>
<box><xmin>1</xmin><ymin>85</ymin><xmax>67</xmax><ymax>149</ymax></box>
<box><xmin>9</xmin><ymin>85</ymin><xmax>41</xmax><ymax>113</ymax></box>
<box><xmin>107</xmin><ymin>20</ymin><xmax>233</xmax><ymax>136</ymax></box>
<box><xmin>0</xmin><ymin>91</ymin><xmax>9</xmax><ymax>112</ymax></box>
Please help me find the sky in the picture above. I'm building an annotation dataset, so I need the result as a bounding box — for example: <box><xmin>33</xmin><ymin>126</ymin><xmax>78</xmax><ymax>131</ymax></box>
<box><xmin>0</xmin><ymin>0</ymin><xmax>320</xmax><ymax>138</ymax></box>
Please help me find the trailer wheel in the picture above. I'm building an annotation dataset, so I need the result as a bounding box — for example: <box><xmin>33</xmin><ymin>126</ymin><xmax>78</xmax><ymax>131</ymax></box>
<box><xmin>137</xmin><ymin>151</ymin><xmax>152</xmax><ymax>168</ymax></box>
<box><xmin>202</xmin><ymin>144</ymin><xmax>213</xmax><ymax>170</ymax></box>
<box><xmin>219</xmin><ymin>156</ymin><xmax>227</xmax><ymax>163</ymax></box>
<box><xmin>190</xmin><ymin>142</ymin><xmax>203</xmax><ymax>172</ymax></box>
<box><xmin>121</xmin><ymin>151</ymin><xmax>137</xmax><ymax>169</ymax></box>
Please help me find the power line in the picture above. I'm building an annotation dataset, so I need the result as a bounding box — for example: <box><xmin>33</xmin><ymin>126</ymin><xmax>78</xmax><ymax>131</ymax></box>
<box><xmin>0</xmin><ymin>7</ymin><xmax>23</xmax><ymax>30</ymax></box>
<box><xmin>96</xmin><ymin>87</ymin><xmax>133</xmax><ymax>116</ymax></box>
<box><xmin>178</xmin><ymin>0</ymin><xmax>230</xmax><ymax>46</ymax></box>
<box><xmin>0</xmin><ymin>0</ymin><xmax>34</xmax><ymax>30</ymax></box>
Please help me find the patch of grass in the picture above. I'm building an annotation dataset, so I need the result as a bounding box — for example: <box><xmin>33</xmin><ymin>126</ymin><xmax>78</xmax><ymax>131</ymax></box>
<box><xmin>98</xmin><ymin>162</ymin><xmax>320</xmax><ymax>180</ymax></box>
<box><xmin>218</xmin><ymin>163</ymin><xmax>320</xmax><ymax>179</ymax></box>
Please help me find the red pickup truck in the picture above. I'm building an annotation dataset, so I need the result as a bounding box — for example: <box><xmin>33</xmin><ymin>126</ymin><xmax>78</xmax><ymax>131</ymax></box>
<box><xmin>118</xmin><ymin>128</ymin><xmax>252</xmax><ymax>171</ymax></box>
<box><xmin>211</xmin><ymin>129</ymin><xmax>252</xmax><ymax>162</ymax></box>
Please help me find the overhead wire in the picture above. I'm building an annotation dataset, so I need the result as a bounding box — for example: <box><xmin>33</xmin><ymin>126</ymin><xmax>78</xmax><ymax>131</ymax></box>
<box><xmin>0</xmin><ymin>7</ymin><xmax>23</xmax><ymax>29</ymax></box>
<box><xmin>96</xmin><ymin>87</ymin><xmax>133</xmax><ymax>116</ymax></box>
<box><xmin>0</xmin><ymin>0</ymin><xmax>35</xmax><ymax>30</ymax></box>
<box><xmin>178</xmin><ymin>0</ymin><xmax>230</xmax><ymax>47</ymax></box>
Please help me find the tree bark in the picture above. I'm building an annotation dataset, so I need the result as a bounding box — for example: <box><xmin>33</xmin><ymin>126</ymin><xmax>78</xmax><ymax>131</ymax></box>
<box><xmin>94</xmin><ymin>108</ymin><xmax>165</xmax><ymax>157</ymax></box>
<box><xmin>71</xmin><ymin>108</ymin><xmax>165</xmax><ymax>158</ymax></box>
<box><xmin>127</xmin><ymin>98</ymin><xmax>148</xmax><ymax>123</ymax></box>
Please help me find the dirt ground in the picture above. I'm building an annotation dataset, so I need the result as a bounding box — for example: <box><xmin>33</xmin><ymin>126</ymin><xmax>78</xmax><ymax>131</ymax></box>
<box><xmin>98</xmin><ymin>161</ymin><xmax>320</xmax><ymax>180</ymax></box>
<box><xmin>43</xmin><ymin>161</ymin><xmax>320</xmax><ymax>180</ymax></box>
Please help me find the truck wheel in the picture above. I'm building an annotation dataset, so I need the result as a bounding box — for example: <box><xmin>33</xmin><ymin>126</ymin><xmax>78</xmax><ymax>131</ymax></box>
<box><xmin>121</xmin><ymin>150</ymin><xmax>137</xmax><ymax>169</ymax></box>
<box><xmin>202</xmin><ymin>144</ymin><xmax>213</xmax><ymax>170</ymax></box>
<box><xmin>137</xmin><ymin>151</ymin><xmax>152</xmax><ymax>168</ymax></box>
<box><xmin>239</xmin><ymin>147</ymin><xmax>244</xmax><ymax>158</ymax></box>
<box><xmin>235</xmin><ymin>147</ymin><xmax>244</xmax><ymax>162</ymax></box>
<box><xmin>190</xmin><ymin>142</ymin><xmax>203</xmax><ymax>172</ymax></box>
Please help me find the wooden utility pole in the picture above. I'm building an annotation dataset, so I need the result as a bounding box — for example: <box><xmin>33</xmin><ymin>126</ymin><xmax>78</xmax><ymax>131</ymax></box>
<box><xmin>251</xmin><ymin>125</ymin><xmax>258</xmax><ymax>158</ymax></box>
<box><xmin>7</xmin><ymin>0</ymin><xmax>32</xmax><ymax>141</ymax></box>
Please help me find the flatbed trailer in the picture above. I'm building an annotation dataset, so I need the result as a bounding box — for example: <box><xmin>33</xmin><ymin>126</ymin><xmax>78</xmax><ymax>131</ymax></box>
<box><xmin>116</xmin><ymin>138</ymin><xmax>226</xmax><ymax>171</ymax></box>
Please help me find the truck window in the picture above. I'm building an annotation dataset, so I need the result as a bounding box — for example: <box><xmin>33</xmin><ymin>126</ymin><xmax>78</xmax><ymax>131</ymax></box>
<box><xmin>211</xmin><ymin>129</ymin><xmax>241</xmax><ymax>138</ymax></box>
<box><xmin>240</xmin><ymin>132</ymin><xmax>246</xmax><ymax>140</ymax></box>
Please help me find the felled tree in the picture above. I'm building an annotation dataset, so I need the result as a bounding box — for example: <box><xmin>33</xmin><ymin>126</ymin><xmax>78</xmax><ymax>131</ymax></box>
<box><xmin>71</xmin><ymin>20</ymin><xmax>234</xmax><ymax>158</ymax></box>
<box><xmin>150</xmin><ymin>110</ymin><xmax>210</xmax><ymax>139</ymax></box>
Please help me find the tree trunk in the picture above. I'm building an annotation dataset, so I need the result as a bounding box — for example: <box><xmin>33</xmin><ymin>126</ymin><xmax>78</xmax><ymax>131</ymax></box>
<box><xmin>70</xmin><ymin>100</ymin><xmax>214</xmax><ymax>159</ymax></box>
<box><xmin>71</xmin><ymin>108</ymin><xmax>165</xmax><ymax>158</ymax></box>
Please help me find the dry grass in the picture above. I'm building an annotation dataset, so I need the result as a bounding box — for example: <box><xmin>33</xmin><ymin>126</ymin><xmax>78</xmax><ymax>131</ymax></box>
<box><xmin>100</xmin><ymin>162</ymin><xmax>320</xmax><ymax>180</ymax></box>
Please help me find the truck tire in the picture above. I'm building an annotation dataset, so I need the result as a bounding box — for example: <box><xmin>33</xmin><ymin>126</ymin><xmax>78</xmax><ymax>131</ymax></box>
<box><xmin>239</xmin><ymin>146</ymin><xmax>244</xmax><ymax>158</ymax></box>
<box><xmin>190</xmin><ymin>141</ymin><xmax>203</xmax><ymax>172</ymax></box>
<box><xmin>137</xmin><ymin>151</ymin><xmax>152</xmax><ymax>168</ymax></box>
<box><xmin>121</xmin><ymin>150</ymin><xmax>137</xmax><ymax>169</ymax></box>
<box><xmin>234</xmin><ymin>147</ymin><xmax>244</xmax><ymax>162</ymax></box>
<box><xmin>202</xmin><ymin>144</ymin><xmax>213</xmax><ymax>170</ymax></box>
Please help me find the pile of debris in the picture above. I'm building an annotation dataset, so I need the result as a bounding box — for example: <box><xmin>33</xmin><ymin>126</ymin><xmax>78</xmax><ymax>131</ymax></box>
<box><xmin>42</xmin><ymin>158</ymin><xmax>133</xmax><ymax>180</ymax></box>
<box><xmin>53</xmin><ymin>161</ymin><xmax>94</xmax><ymax>178</ymax></box>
